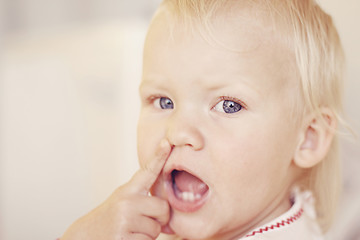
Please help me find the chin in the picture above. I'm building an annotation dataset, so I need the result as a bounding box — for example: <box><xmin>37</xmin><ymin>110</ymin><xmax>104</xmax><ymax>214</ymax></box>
<box><xmin>168</xmin><ymin>208</ymin><xmax>221</xmax><ymax>240</ymax></box>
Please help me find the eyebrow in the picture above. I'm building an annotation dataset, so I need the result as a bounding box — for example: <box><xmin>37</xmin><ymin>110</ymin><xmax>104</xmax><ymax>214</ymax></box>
<box><xmin>140</xmin><ymin>74</ymin><xmax>262</xmax><ymax>102</ymax></box>
<box><xmin>139</xmin><ymin>76</ymin><xmax>167</xmax><ymax>92</ymax></box>
<box><xmin>199</xmin><ymin>75</ymin><xmax>262</xmax><ymax>98</ymax></box>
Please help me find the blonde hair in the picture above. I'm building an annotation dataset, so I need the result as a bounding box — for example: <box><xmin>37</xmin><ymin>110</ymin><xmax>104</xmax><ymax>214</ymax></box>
<box><xmin>157</xmin><ymin>0</ymin><xmax>345</xmax><ymax>233</ymax></box>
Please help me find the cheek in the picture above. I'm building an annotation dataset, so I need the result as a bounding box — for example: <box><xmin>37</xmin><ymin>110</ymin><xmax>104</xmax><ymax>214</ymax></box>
<box><xmin>209</xmin><ymin>121</ymin><xmax>295</xmax><ymax>185</ymax></box>
<box><xmin>206</xmin><ymin>126</ymin><xmax>295</xmax><ymax>218</ymax></box>
<box><xmin>137</xmin><ymin>117</ymin><xmax>165</xmax><ymax>167</ymax></box>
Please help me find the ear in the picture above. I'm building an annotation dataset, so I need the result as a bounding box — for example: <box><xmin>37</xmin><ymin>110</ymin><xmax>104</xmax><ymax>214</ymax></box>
<box><xmin>294</xmin><ymin>108</ymin><xmax>337</xmax><ymax>168</ymax></box>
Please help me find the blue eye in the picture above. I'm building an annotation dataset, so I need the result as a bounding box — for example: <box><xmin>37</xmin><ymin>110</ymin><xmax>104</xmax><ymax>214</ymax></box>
<box><xmin>158</xmin><ymin>97</ymin><xmax>174</xmax><ymax>109</ymax></box>
<box><xmin>214</xmin><ymin>100</ymin><xmax>242</xmax><ymax>114</ymax></box>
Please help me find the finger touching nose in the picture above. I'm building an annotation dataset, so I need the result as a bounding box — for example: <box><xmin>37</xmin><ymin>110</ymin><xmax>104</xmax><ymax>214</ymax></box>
<box><xmin>166</xmin><ymin>114</ymin><xmax>204</xmax><ymax>151</ymax></box>
<box><xmin>130</xmin><ymin>139</ymin><xmax>172</xmax><ymax>194</ymax></box>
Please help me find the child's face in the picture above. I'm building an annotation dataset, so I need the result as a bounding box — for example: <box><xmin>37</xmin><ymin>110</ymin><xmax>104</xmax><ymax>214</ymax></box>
<box><xmin>138</xmin><ymin>8</ymin><xmax>302</xmax><ymax>240</ymax></box>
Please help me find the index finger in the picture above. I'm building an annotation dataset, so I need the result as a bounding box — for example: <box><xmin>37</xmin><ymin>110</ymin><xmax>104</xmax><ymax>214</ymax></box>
<box><xmin>130</xmin><ymin>139</ymin><xmax>172</xmax><ymax>194</ymax></box>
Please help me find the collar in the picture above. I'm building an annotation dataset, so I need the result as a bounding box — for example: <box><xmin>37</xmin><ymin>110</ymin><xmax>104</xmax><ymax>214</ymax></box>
<box><xmin>241</xmin><ymin>188</ymin><xmax>324</xmax><ymax>240</ymax></box>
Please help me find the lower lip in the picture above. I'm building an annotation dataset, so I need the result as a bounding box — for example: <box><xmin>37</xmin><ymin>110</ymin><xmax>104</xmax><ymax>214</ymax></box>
<box><xmin>164</xmin><ymin>179</ymin><xmax>210</xmax><ymax>213</ymax></box>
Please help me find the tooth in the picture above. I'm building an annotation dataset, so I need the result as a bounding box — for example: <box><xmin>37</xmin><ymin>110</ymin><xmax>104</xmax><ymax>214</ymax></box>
<box><xmin>182</xmin><ymin>192</ymin><xmax>188</xmax><ymax>201</ymax></box>
<box><xmin>195</xmin><ymin>193</ymin><xmax>201</xmax><ymax>200</ymax></box>
<box><xmin>180</xmin><ymin>192</ymin><xmax>185</xmax><ymax>201</ymax></box>
<box><xmin>188</xmin><ymin>192</ymin><xmax>194</xmax><ymax>202</ymax></box>
<box><xmin>180</xmin><ymin>192</ymin><xmax>197</xmax><ymax>202</ymax></box>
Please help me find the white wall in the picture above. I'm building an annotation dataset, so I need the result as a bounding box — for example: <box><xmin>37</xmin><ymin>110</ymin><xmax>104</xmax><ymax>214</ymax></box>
<box><xmin>319</xmin><ymin>1</ymin><xmax>360</xmax><ymax>239</ymax></box>
<box><xmin>0</xmin><ymin>1</ymin><xmax>359</xmax><ymax>239</ymax></box>
<box><xmin>0</xmin><ymin>21</ymin><xmax>148</xmax><ymax>239</ymax></box>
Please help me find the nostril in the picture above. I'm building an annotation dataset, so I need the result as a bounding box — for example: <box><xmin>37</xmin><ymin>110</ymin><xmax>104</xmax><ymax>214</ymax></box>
<box><xmin>166</xmin><ymin>119</ymin><xmax>204</xmax><ymax>150</ymax></box>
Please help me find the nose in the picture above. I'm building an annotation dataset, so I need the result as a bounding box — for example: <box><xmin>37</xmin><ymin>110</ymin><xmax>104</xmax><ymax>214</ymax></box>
<box><xmin>166</xmin><ymin>111</ymin><xmax>204</xmax><ymax>151</ymax></box>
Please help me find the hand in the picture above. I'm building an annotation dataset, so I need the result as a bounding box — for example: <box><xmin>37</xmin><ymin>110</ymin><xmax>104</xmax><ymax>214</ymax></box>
<box><xmin>61</xmin><ymin>140</ymin><xmax>172</xmax><ymax>240</ymax></box>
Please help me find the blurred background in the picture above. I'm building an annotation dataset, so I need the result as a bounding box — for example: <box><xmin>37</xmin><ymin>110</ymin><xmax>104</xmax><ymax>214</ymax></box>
<box><xmin>0</xmin><ymin>0</ymin><xmax>359</xmax><ymax>239</ymax></box>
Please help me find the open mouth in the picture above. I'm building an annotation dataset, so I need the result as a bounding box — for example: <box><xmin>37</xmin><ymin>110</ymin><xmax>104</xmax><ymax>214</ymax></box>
<box><xmin>165</xmin><ymin>169</ymin><xmax>209</xmax><ymax>212</ymax></box>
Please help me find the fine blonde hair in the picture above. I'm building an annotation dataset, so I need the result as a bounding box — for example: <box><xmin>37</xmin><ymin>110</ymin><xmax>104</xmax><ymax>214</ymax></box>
<box><xmin>157</xmin><ymin>0</ymin><xmax>345</xmax><ymax>233</ymax></box>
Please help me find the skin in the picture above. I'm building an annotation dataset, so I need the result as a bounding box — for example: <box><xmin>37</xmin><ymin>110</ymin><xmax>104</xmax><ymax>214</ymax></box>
<box><xmin>61</xmin><ymin>4</ymin><xmax>312</xmax><ymax>240</ymax></box>
<box><xmin>138</xmin><ymin>7</ymin><xmax>304</xmax><ymax>240</ymax></box>
<box><xmin>61</xmin><ymin>140</ymin><xmax>173</xmax><ymax>240</ymax></box>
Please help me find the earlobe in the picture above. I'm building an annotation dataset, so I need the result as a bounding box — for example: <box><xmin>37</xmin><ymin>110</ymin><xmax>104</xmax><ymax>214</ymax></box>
<box><xmin>294</xmin><ymin>109</ymin><xmax>337</xmax><ymax>169</ymax></box>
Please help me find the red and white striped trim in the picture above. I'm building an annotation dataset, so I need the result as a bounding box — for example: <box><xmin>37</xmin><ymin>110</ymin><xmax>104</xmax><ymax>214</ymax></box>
<box><xmin>245</xmin><ymin>208</ymin><xmax>304</xmax><ymax>238</ymax></box>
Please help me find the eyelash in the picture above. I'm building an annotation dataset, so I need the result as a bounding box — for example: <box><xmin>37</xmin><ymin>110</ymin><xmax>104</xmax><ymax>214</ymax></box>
<box><xmin>215</xmin><ymin>96</ymin><xmax>247</xmax><ymax>110</ymax></box>
<box><xmin>145</xmin><ymin>94</ymin><xmax>163</xmax><ymax>104</ymax></box>
<box><xmin>144</xmin><ymin>95</ymin><xmax>247</xmax><ymax>111</ymax></box>
<box><xmin>145</xmin><ymin>94</ymin><xmax>171</xmax><ymax>109</ymax></box>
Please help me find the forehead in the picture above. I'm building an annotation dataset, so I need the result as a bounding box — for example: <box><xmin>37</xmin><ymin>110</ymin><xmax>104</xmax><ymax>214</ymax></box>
<box><xmin>154</xmin><ymin>0</ymin><xmax>290</xmax><ymax>49</ymax></box>
<box><xmin>143</xmin><ymin>2</ymin><xmax>300</xmax><ymax>100</ymax></box>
